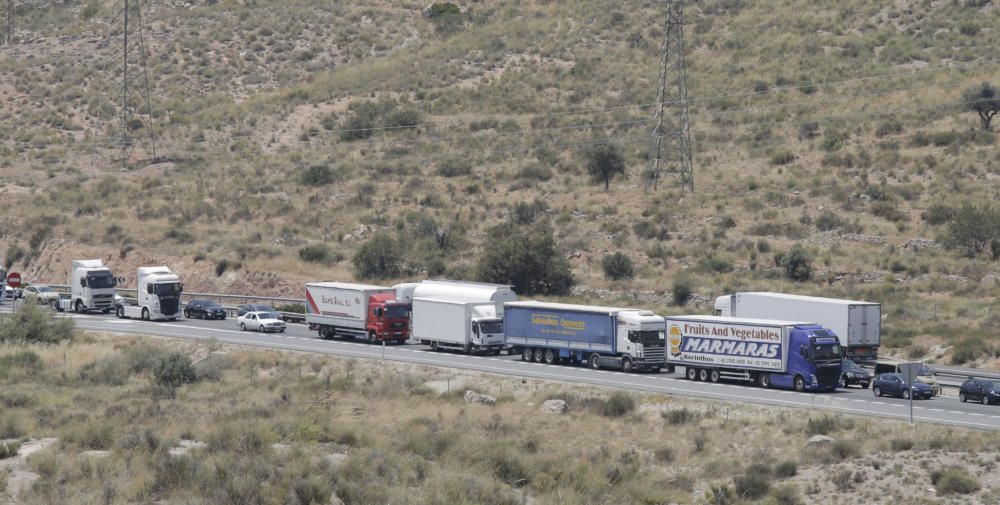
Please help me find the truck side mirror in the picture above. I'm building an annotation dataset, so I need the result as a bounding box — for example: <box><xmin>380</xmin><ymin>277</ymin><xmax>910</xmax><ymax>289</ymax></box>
<box><xmin>80</xmin><ymin>277</ymin><xmax>87</xmax><ymax>288</ymax></box>
<box><xmin>374</xmin><ymin>308</ymin><xmax>382</xmax><ymax>317</ymax></box>
<box><xmin>147</xmin><ymin>285</ymin><xmax>153</xmax><ymax>294</ymax></box>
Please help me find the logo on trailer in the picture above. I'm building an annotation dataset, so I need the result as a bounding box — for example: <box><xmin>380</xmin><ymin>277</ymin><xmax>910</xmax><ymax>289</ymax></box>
<box><xmin>668</xmin><ymin>324</ymin><xmax>682</xmax><ymax>356</ymax></box>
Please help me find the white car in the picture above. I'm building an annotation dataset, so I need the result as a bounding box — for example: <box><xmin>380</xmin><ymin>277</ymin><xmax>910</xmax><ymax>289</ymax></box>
<box><xmin>237</xmin><ymin>311</ymin><xmax>286</xmax><ymax>333</ymax></box>
<box><xmin>22</xmin><ymin>285</ymin><xmax>60</xmax><ymax>304</ymax></box>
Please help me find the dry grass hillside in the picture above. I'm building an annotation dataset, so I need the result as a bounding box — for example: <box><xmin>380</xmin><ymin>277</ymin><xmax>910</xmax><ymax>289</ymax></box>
<box><xmin>0</xmin><ymin>0</ymin><xmax>999</xmax><ymax>364</ymax></box>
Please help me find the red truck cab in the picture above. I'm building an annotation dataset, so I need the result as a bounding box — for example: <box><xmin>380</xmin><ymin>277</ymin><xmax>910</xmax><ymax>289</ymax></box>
<box><xmin>367</xmin><ymin>293</ymin><xmax>410</xmax><ymax>343</ymax></box>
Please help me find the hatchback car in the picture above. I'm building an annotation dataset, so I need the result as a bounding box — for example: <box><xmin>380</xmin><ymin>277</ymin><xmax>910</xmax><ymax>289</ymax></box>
<box><xmin>840</xmin><ymin>359</ymin><xmax>872</xmax><ymax>389</ymax></box>
<box><xmin>184</xmin><ymin>299</ymin><xmax>227</xmax><ymax>320</ymax></box>
<box><xmin>237</xmin><ymin>311</ymin><xmax>286</xmax><ymax>333</ymax></box>
<box><xmin>21</xmin><ymin>285</ymin><xmax>60</xmax><ymax>305</ymax></box>
<box><xmin>959</xmin><ymin>378</ymin><xmax>1000</xmax><ymax>405</ymax></box>
<box><xmin>873</xmin><ymin>373</ymin><xmax>933</xmax><ymax>400</ymax></box>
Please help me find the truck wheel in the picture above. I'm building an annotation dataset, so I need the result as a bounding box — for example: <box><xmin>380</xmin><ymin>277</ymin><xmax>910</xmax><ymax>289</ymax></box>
<box><xmin>759</xmin><ymin>373</ymin><xmax>771</xmax><ymax>388</ymax></box>
<box><xmin>794</xmin><ymin>376</ymin><xmax>805</xmax><ymax>392</ymax></box>
<box><xmin>698</xmin><ymin>368</ymin><xmax>709</xmax><ymax>382</ymax></box>
<box><xmin>686</xmin><ymin>367</ymin><xmax>698</xmax><ymax>381</ymax></box>
<box><xmin>521</xmin><ymin>348</ymin><xmax>532</xmax><ymax>361</ymax></box>
<box><xmin>650</xmin><ymin>367</ymin><xmax>661</xmax><ymax>374</ymax></box>
<box><xmin>368</xmin><ymin>331</ymin><xmax>377</xmax><ymax>344</ymax></box>
<box><xmin>141</xmin><ymin>308</ymin><xmax>149</xmax><ymax>321</ymax></box>
<box><xmin>533</xmin><ymin>348</ymin><xmax>544</xmax><ymax>363</ymax></box>
<box><xmin>589</xmin><ymin>353</ymin><xmax>601</xmax><ymax>370</ymax></box>
<box><xmin>709</xmin><ymin>369</ymin><xmax>721</xmax><ymax>383</ymax></box>
<box><xmin>621</xmin><ymin>358</ymin><xmax>633</xmax><ymax>374</ymax></box>
<box><xmin>75</xmin><ymin>300</ymin><xmax>83</xmax><ymax>313</ymax></box>
<box><xmin>116</xmin><ymin>306</ymin><xmax>125</xmax><ymax>319</ymax></box>
<box><xmin>102</xmin><ymin>308</ymin><xmax>111</xmax><ymax>314</ymax></box>
<box><xmin>544</xmin><ymin>349</ymin><xmax>556</xmax><ymax>364</ymax></box>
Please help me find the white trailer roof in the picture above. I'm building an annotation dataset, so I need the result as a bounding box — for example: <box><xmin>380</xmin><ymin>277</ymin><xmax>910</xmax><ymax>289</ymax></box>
<box><xmin>504</xmin><ymin>300</ymin><xmax>649</xmax><ymax>316</ymax></box>
<box><xmin>413</xmin><ymin>280</ymin><xmax>516</xmax><ymax>302</ymax></box>
<box><xmin>736</xmin><ymin>292</ymin><xmax>878</xmax><ymax>306</ymax></box>
<box><xmin>306</xmin><ymin>281</ymin><xmax>391</xmax><ymax>291</ymax></box>
<box><xmin>413</xmin><ymin>297</ymin><xmax>496</xmax><ymax>306</ymax></box>
<box><xmin>667</xmin><ymin>314</ymin><xmax>817</xmax><ymax>327</ymax></box>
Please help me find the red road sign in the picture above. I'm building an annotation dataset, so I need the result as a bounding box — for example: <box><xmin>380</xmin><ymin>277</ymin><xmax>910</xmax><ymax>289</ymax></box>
<box><xmin>5</xmin><ymin>272</ymin><xmax>21</xmax><ymax>288</ymax></box>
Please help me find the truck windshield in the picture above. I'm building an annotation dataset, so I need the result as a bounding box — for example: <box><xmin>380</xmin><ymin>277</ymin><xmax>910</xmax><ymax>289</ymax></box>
<box><xmin>87</xmin><ymin>273</ymin><xmax>116</xmax><ymax>289</ymax></box>
<box><xmin>810</xmin><ymin>344</ymin><xmax>841</xmax><ymax>360</ymax></box>
<box><xmin>629</xmin><ymin>330</ymin><xmax>665</xmax><ymax>346</ymax></box>
<box><xmin>383</xmin><ymin>305</ymin><xmax>407</xmax><ymax>318</ymax></box>
<box><xmin>153</xmin><ymin>283</ymin><xmax>182</xmax><ymax>296</ymax></box>
<box><xmin>479</xmin><ymin>320</ymin><xmax>503</xmax><ymax>334</ymax></box>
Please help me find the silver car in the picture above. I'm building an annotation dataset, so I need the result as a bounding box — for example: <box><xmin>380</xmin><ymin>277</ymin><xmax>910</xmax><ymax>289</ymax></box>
<box><xmin>237</xmin><ymin>311</ymin><xmax>286</xmax><ymax>333</ymax></box>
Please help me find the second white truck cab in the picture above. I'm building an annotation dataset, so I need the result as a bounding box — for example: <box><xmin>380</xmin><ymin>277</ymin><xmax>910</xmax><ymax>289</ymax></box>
<box><xmin>116</xmin><ymin>266</ymin><xmax>183</xmax><ymax>321</ymax></box>
<box><xmin>56</xmin><ymin>259</ymin><xmax>118</xmax><ymax>313</ymax></box>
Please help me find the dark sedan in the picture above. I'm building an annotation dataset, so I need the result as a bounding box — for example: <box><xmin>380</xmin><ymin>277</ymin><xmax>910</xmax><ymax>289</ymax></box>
<box><xmin>873</xmin><ymin>373</ymin><xmax>933</xmax><ymax>400</ymax></box>
<box><xmin>840</xmin><ymin>359</ymin><xmax>871</xmax><ymax>389</ymax></box>
<box><xmin>960</xmin><ymin>378</ymin><xmax>1000</xmax><ymax>405</ymax></box>
<box><xmin>184</xmin><ymin>299</ymin><xmax>227</xmax><ymax>320</ymax></box>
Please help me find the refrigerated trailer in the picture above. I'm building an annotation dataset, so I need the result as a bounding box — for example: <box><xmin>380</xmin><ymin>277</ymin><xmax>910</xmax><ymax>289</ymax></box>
<box><xmin>412</xmin><ymin>298</ymin><xmax>504</xmax><ymax>353</ymax></box>
<box><xmin>666</xmin><ymin>315</ymin><xmax>842</xmax><ymax>392</ymax></box>
<box><xmin>305</xmin><ymin>282</ymin><xmax>409</xmax><ymax>343</ymax></box>
<box><xmin>714</xmin><ymin>292</ymin><xmax>881</xmax><ymax>361</ymax></box>
<box><xmin>504</xmin><ymin>301</ymin><xmax>667</xmax><ymax>373</ymax></box>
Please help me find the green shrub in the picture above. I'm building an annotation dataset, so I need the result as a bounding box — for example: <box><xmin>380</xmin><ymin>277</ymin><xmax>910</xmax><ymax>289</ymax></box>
<box><xmin>735</xmin><ymin>464</ymin><xmax>772</xmax><ymax>499</ymax></box>
<box><xmin>477</xmin><ymin>222</ymin><xmax>574</xmax><ymax>296</ymax></box>
<box><xmin>602</xmin><ymin>253</ymin><xmax>635</xmax><ymax>280</ymax></box>
<box><xmin>602</xmin><ymin>392</ymin><xmax>636</xmax><ymax>417</ymax></box>
<box><xmin>890</xmin><ymin>438</ymin><xmax>914</xmax><ymax>451</ymax></box>
<box><xmin>931</xmin><ymin>468</ymin><xmax>980</xmax><ymax>495</ymax></box>
<box><xmin>774</xmin><ymin>460</ymin><xmax>798</xmax><ymax>478</ymax></box>
<box><xmin>154</xmin><ymin>352</ymin><xmax>196</xmax><ymax>388</ymax></box>
<box><xmin>768</xmin><ymin>484</ymin><xmax>801</xmax><ymax>505</ymax></box>
<box><xmin>781</xmin><ymin>245</ymin><xmax>812</xmax><ymax>281</ymax></box>
<box><xmin>68</xmin><ymin>420</ymin><xmax>116</xmax><ymax>450</ymax></box>
<box><xmin>0</xmin><ymin>351</ymin><xmax>43</xmax><ymax>376</ymax></box>
<box><xmin>0</xmin><ymin>414</ymin><xmax>25</xmax><ymax>439</ymax></box>
<box><xmin>437</xmin><ymin>158</ymin><xmax>472</xmax><ymax>177</ymax></box>
<box><xmin>661</xmin><ymin>408</ymin><xmax>699</xmax><ymax>425</ymax></box>
<box><xmin>815</xmin><ymin>211</ymin><xmax>844</xmax><ymax>231</ymax></box>
<box><xmin>950</xmin><ymin>336</ymin><xmax>989</xmax><ymax>365</ymax></box>
<box><xmin>829</xmin><ymin>440</ymin><xmax>859</xmax><ymax>460</ymax></box>
<box><xmin>300</xmin><ymin>164</ymin><xmax>334</xmax><ymax>186</ymax></box>
<box><xmin>672</xmin><ymin>276</ymin><xmax>693</xmax><ymax>306</ymax></box>
<box><xmin>0</xmin><ymin>440</ymin><xmax>21</xmax><ymax>459</ymax></box>
<box><xmin>353</xmin><ymin>233</ymin><xmax>403</xmax><ymax>280</ymax></box>
<box><xmin>298</xmin><ymin>244</ymin><xmax>341</xmax><ymax>264</ymax></box>
<box><xmin>0</xmin><ymin>303</ymin><xmax>74</xmax><ymax>344</ymax></box>
<box><xmin>770</xmin><ymin>151</ymin><xmax>796</xmax><ymax>165</ymax></box>
<box><xmin>291</xmin><ymin>477</ymin><xmax>332</xmax><ymax>505</ymax></box>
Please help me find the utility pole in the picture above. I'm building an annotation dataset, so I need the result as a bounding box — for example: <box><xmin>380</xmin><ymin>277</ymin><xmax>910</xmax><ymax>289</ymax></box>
<box><xmin>105</xmin><ymin>0</ymin><xmax>157</xmax><ymax>168</ymax></box>
<box><xmin>645</xmin><ymin>0</ymin><xmax>694</xmax><ymax>192</ymax></box>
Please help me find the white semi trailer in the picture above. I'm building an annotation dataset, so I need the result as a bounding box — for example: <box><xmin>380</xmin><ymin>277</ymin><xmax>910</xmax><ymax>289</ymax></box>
<box><xmin>115</xmin><ymin>267</ymin><xmax>183</xmax><ymax>321</ymax></box>
<box><xmin>714</xmin><ymin>292</ymin><xmax>881</xmax><ymax>361</ymax></box>
<box><xmin>55</xmin><ymin>259</ymin><xmax>118</xmax><ymax>313</ymax></box>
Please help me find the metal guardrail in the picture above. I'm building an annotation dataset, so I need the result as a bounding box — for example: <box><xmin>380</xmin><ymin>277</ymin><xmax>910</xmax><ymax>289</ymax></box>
<box><xmin>45</xmin><ymin>284</ymin><xmax>307</xmax><ymax>324</ymax></box>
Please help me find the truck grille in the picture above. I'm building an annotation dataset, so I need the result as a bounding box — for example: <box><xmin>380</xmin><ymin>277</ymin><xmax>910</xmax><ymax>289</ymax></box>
<box><xmin>93</xmin><ymin>294</ymin><xmax>114</xmax><ymax>308</ymax></box>
<box><xmin>160</xmin><ymin>298</ymin><xmax>180</xmax><ymax>316</ymax></box>
<box><xmin>644</xmin><ymin>344</ymin><xmax>666</xmax><ymax>364</ymax></box>
<box><xmin>817</xmin><ymin>366</ymin><xmax>841</xmax><ymax>388</ymax></box>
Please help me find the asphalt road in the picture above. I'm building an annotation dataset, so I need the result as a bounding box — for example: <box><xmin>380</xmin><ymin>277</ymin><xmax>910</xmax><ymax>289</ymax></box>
<box><xmin>5</xmin><ymin>304</ymin><xmax>1000</xmax><ymax>431</ymax></box>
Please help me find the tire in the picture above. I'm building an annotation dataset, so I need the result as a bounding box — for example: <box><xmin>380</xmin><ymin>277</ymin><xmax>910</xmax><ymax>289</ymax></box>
<box><xmin>983</xmin><ymin>395</ymin><xmax>990</xmax><ymax>406</ymax></box>
<box><xmin>75</xmin><ymin>300</ymin><xmax>83</xmax><ymax>313</ymax></box>
<box><xmin>493</xmin><ymin>348</ymin><xmax>502</xmax><ymax>356</ymax></box>
<box><xmin>960</xmin><ymin>393</ymin><xmax>967</xmax><ymax>403</ymax></box>
<box><xmin>622</xmin><ymin>358</ymin><xmax>633</xmax><ymax>374</ymax></box>
<box><xmin>102</xmin><ymin>308</ymin><xmax>111</xmax><ymax>314</ymax></box>
<box><xmin>650</xmin><ymin>367</ymin><xmax>661</xmax><ymax>374</ymax></box>
<box><xmin>589</xmin><ymin>353</ymin><xmax>601</xmax><ymax>370</ymax></box>
<box><xmin>698</xmin><ymin>368</ymin><xmax>709</xmax><ymax>382</ymax></box>
<box><xmin>432</xmin><ymin>341</ymin><xmax>440</xmax><ymax>352</ymax></box>
<box><xmin>240</xmin><ymin>323</ymin><xmax>246</xmax><ymax>331</ymax></box>
<box><xmin>759</xmin><ymin>373</ymin><xmax>771</xmax><ymax>388</ymax></box>
<box><xmin>874</xmin><ymin>386</ymin><xmax>882</xmax><ymax>397</ymax></box>
<box><xmin>709</xmin><ymin>369</ymin><xmax>721</xmax><ymax>383</ymax></box>
<box><xmin>533</xmin><ymin>348</ymin><xmax>544</xmax><ymax>363</ymax></box>
<box><xmin>184</xmin><ymin>310</ymin><xmax>190</xmax><ymax>318</ymax></box>
<box><xmin>840</xmin><ymin>375</ymin><xmax>848</xmax><ymax>388</ymax></box>
<box><xmin>368</xmin><ymin>331</ymin><xmax>377</xmax><ymax>344</ymax></box>
<box><xmin>794</xmin><ymin>376</ymin><xmax>805</xmax><ymax>392</ymax></box>
<box><xmin>544</xmin><ymin>349</ymin><xmax>556</xmax><ymax>364</ymax></box>
<box><xmin>686</xmin><ymin>367</ymin><xmax>698</xmax><ymax>381</ymax></box>
<box><xmin>141</xmin><ymin>308</ymin><xmax>149</xmax><ymax>321</ymax></box>
<box><xmin>116</xmin><ymin>306</ymin><xmax>125</xmax><ymax>319</ymax></box>
<box><xmin>902</xmin><ymin>389</ymin><xmax>910</xmax><ymax>400</ymax></box>
<box><xmin>521</xmin><ymin>347</ymin><xmax>532</xmax><ymax>361</ymax></box>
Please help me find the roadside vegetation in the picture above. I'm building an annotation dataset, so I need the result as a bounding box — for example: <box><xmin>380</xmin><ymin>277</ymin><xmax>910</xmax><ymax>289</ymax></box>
<box><xmin>1</xmin><ymin>328</ymin><xmax>998</xmax><ymax>504</ymax></box>
<box><xmin>1</xmin><ymin>0</ymin><xmax>999</xmax><ymax>365</ymax></box>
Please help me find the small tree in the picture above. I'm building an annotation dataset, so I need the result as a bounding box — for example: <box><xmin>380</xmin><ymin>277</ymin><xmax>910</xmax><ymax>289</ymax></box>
<box><xmin>154</xmin><ymin>353</ymin><xmax>196</xmax><ymax>388</ymax></box>
<box><xmin>943</xmin><ymin>204</ymin><xmax>998</xmax><ymax>257</ymax></box>
<box><xmin>0</xmin><ymin>303</ymin><xmax>74</xmax><ymax>344</ymax></box>
<box><xmin>781</xmin><ymin>245</ymin><xmax>812</xmax><ymax>282</ymax></box>
<box><xmin>477</xmin><ymin>222</ymin><xmax>574</xmax><ymax>295</ymax></box>
<box><xmin>672</xmin><ymin>276</ymin><xmax>694</xmax><ymax>306</ymax></box>
<box><xmin>962</xmin><ymin>82</ymin><xmax>1000</xmax><ymax>131</ymax></box>
<box><xmin>353</xmin><ymin>233</ymin><xmax>403</xmax><ymax>280</ymax></box>
<box><xmin>602</xmin><ymin>253</ymin><xmax>635</xmax><ymax>280</ymax></box>
<box><xmin>584</xmin><ymin>144</ymin><xmax>626</xmax><ymax>191</ymax></box>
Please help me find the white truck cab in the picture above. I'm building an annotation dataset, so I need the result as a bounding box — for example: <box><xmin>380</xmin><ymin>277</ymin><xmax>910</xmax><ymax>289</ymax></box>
<box><xmin>116</xmin><ymin>266</ymin><xmax>183</xmax><ymax>321</ymax></box>
<box><xmin>617</xmin><ymin>310</ymin><xmax>668</xmax><ymax>367</ymax></box>
<box><xmin>56</xmin><ymin>259</ymin><xmax>117</xmax><ymax>313</ymax></box>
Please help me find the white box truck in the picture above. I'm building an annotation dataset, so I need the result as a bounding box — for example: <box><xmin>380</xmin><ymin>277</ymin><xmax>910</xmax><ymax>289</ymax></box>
<box><xmin>714</xmin><ymin>292</ymin><xmax>881</xmax><ymax>361</ymax></box>
<box><xmin>115</xmin><ymin>267</ymin><xmax>183</xmax><ymax>321</ymax></box>
<box><xmin>412</xmin><ymin>298</ymin><xmax>504</xmax><ymax>353</ymax></box>
<box><xmin>395</xmin><ymin>279</ymin><xmax>517</xmax><ymax>310</ymax></box>
<box><xmin>55</xmin><ymin>259</ymin><xmax>118</xmax><ymax>313</ymax></box>
<box><xmin>305</xmin><ymin>282</ymin><xmax>410</xmax><ymax>343</ymax></box>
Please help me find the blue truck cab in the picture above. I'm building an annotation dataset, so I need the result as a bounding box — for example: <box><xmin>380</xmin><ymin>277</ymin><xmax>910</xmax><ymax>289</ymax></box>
<box><xmin>767</xmin><ymin>325</ymin><xmax>843</xmax><ymax>392</ymax></box>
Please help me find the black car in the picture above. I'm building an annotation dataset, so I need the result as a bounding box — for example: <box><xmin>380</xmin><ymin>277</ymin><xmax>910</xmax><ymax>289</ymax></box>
<box><xmin>959</xmin><ymin>378</ymin><xmax>1000</xmax><ymax>405</ymax></box>
<box><xmin>840</xmin><ymin>359</ymin><xmax>872</xmax><ymax>389</ymax></box>
<box><xmin>238</xmin><ymin>304</ymin><xmax>282</xmax><ymax>321</ymax></box>
<box><xmin>873</xmin><ymin>373</ymin><xmax>934</xmax><ymax>400</ymax></box>
<box><xmin>185</xmin><ymin>299</ymin><xmax>227</xmax><ymax>320</ymax></box>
